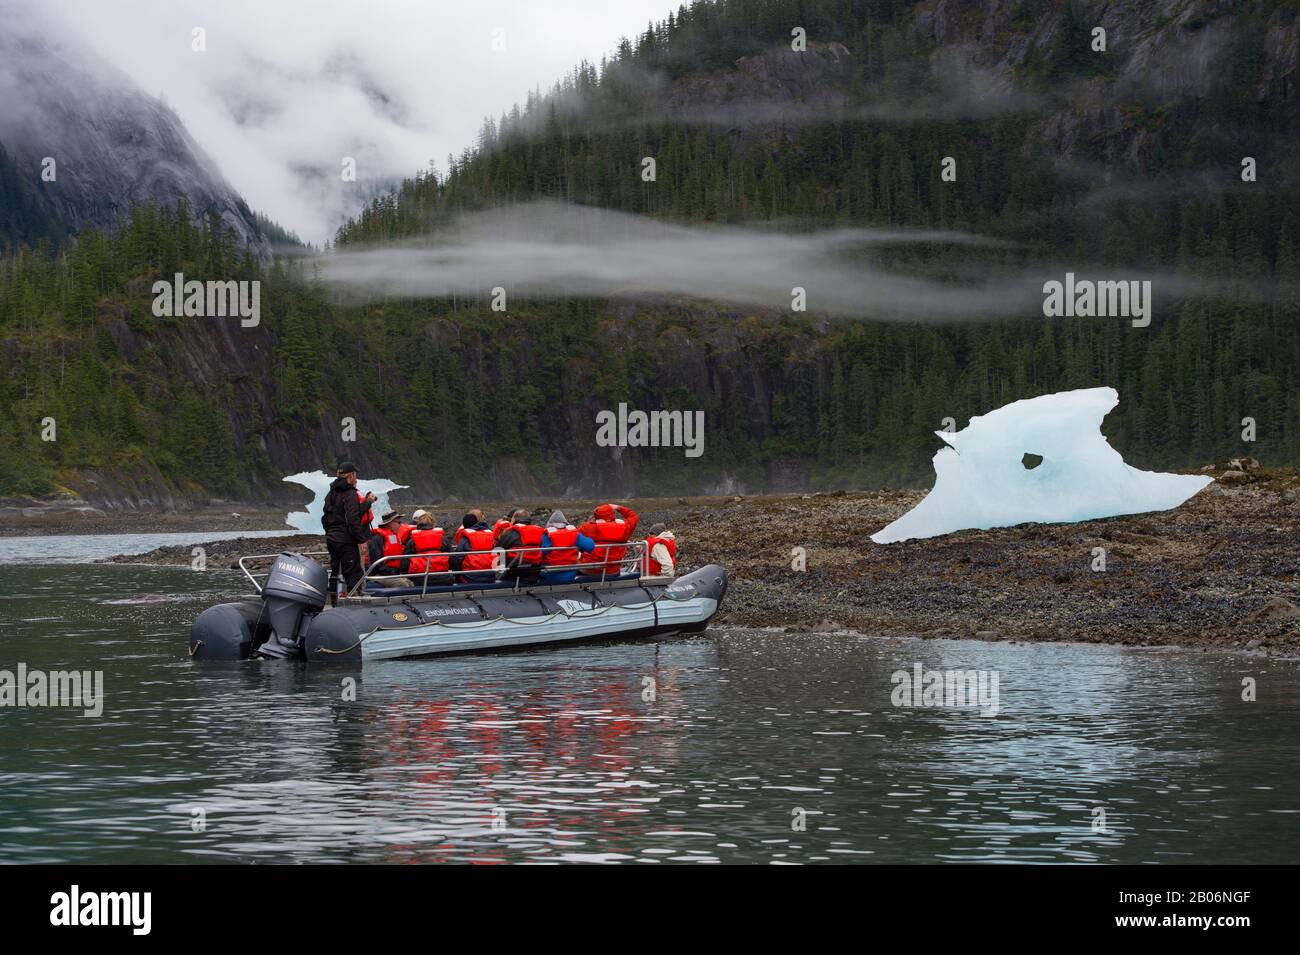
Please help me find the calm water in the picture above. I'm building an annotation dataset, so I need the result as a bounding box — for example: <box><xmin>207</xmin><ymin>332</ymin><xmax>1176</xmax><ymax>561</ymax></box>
<box><xmin>1</xmin><ymin>539</ymin><xmax>1298</xmax><ymax>864</ymax></box>
<box><xmin>0</xmin><ymin>531</ymin><xmax>296</xmax><ymax>564</ymax></box>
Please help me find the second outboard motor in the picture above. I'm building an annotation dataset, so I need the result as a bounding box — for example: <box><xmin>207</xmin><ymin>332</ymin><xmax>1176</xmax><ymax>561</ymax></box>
<box><xmin>256</xmin><ymin>552</ymin><xmax>328</xmax><ymax>659</ymax></box>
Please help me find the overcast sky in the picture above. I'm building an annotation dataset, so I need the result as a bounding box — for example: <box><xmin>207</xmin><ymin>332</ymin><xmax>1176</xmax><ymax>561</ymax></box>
<box><xmin>40</xmin><ymin>0</ymin><xmax>680</xmax><ymax>243</ymax></box>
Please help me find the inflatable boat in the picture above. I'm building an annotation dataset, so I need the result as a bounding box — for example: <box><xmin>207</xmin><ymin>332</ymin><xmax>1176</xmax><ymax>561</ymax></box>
<box><xmin>188</xmin><ymin>546</ymin><xmax>727</xmax><ymax>664</ymax></box>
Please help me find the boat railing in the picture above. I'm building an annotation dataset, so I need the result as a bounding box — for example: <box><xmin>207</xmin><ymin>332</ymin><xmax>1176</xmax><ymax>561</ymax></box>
<box><xmin>349</xmin><ymin>539</ymin><xmax>650</xmax><ymax>598</ymax></box>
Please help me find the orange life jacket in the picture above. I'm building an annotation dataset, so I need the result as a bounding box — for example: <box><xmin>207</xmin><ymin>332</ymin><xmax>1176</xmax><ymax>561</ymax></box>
<box><xmin>408</xmin><ymin>527</ymin><xmax>448</xmax><ymax>576</ymax></box>
<box><xmin>543</xmin><ymin>526</ymin><xmax>580</xmax><ymax>567</ymax></box>
<box><xmin>491</xmin><ymin>519</ymin><xmax>512</xmax><ymax>542</ymax></box>
<box><xmin>578</xmin><ymin>519</ymin><xmax>631</xmax><ymax>576</ymax></box>
<box><xmin>645</xmin><ymin>534</ymin><xmax>677</xmax><ymax>575</ymax></box>
<box><xmin>460</xmin><ymin>527</ymin><xmax>499</xmax><ymax>574</ymax></box>
<box><xmin>508</xmin><ymin>523</ymin><xmax>545</xmax><ymax>566</ymax></box>
<box><xmin>357</xmin><ymin>491</ymin><xmax>373</xmax><ymax>530</ymax></box>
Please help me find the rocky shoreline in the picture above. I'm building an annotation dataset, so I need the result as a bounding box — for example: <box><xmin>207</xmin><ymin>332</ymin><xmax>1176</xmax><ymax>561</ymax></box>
<box><xmin>75</xmin><ymin>461</ymin><xmax>1300</xmax><ymax>657</ymax></box>
<box><xmin>0</xmin><ymin>497</ymin><xmax>289</xmax><ymax>537</ymax></box>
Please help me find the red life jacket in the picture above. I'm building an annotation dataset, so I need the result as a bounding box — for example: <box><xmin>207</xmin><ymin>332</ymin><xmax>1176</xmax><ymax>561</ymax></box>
<box><xmin>508</xmin><ymin>523</ymin><xmax>545</xmax><ymax>566</ymax></box>
<box><xmin>408</xmin><ymin>527</ymin><xmax>448</xmax><ymax>576</ymax></box>
<box><xmin>645</xmin><ymin>534</ymin><xmax>677</xmax><ymax>575</ymax></box>
<box><xmin>577</xmin><ymin>519</ymin><xmax>631</xmax><ymax>576</ymax></box>
<box><xmin>491</xmin><ymin>518</ymin><xmax>512</xmax><ymax>542</ymax></box>
<box><xmin>453</xmin><ymin>524</ymin><xmax>484</xmax><ymax>546</ymax></box>
<box><xmin>460</xmin><ymin>527</ymin><xmax>499</xmax><ymax>574</ymax></box>
<box><xmin>356</xmin><ymin>491</ymin><xmax>373</xmax><ymax>530</ymax></box>
<box><xmin>453</xmin><ymin>522</ymin><xmax>483</xmax><ymax>546</ymax></box>
<box><xmin>377</xmin><ymin>524</ymin><xmax>412</xmax><ymax>570</ymax></box>
<box><xmin>543</xmin><ymin>526</ymin><xmax>579</xmax><ymax>567</ymax></box>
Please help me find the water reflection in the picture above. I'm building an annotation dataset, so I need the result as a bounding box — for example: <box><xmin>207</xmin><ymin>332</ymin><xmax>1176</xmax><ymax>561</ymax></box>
<box><xmin>0</xmin><ymin>563</ymin><xmax>1296</xmax><ymax>863</ymax></box>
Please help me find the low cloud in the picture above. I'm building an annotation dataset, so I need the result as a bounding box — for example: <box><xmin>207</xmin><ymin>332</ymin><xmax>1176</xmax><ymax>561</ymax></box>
<box><xmin>314</xmin><ymin>202</ymin><xmax>1277</xmax><ymax>320</ymax></box>
<box><xmin>13</xmin><ymin>0</ymin><xmax>684</xmax><ymax>244</ymax></box>
<box><xmin>315</xmin><ymin>201</ymin><xmax>1038</xmax><ymax>320</ymax></box>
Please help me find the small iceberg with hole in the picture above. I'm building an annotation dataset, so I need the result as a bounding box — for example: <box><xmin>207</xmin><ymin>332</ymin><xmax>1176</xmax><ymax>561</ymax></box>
<box><xmin>872</xmin><ymin>387</ymin><xmax>1213</xmax><ymax>544</ymax></box>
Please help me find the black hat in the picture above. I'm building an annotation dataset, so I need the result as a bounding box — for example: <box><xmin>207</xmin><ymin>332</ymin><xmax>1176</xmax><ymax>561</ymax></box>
<box><xmin>380</xmin><ymin>510</ymin><xmax>403</xmax><ymax>524</ymax></box>
<box><xmin>337</xmin><ymin>460</ymin><xmax>358</xmax><ymax>474</ymax></box>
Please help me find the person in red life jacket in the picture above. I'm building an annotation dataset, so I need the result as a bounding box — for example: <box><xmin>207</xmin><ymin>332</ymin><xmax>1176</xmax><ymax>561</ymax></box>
<box><xmin>451</xmin><ymin>512</ymin><xmax>500</xmax><ymax>585</ymax></box>
<box><xmin>538</xmin><ymin>510</ymin><xmax>596</xmax><ymax>584</ymax></box>
<box><xmin>322</xmin><ymin>461</ymin><xmax>375</xmax><ymax>602</ymax></box>
<box><xmin>453</xmin><ymin>508</ymin><xmax>485</xmax><ymax>547</ymax></box>
<box><xmin>403</xmin><ymin>510</ymin><xmax>452</xmax><ymax>587</ymax></box>
<box><xmin>356</xmin><ymin>489</ymin><xmax>375</xmax><ymax>536</ymax></box>
<box><xmin>497</xmin><ymin>508</ymin><xmax>548</xmax><ymax>585</ymax></box>
<box><xmin>576</xmin><ymin>503</ymin><xmax>639</xmax><ymax>579</ymax></box>
<box><xmin>491</xmin><ymin>510</ymin><xmax>517</xmax><ymax>543</ymax></box>
<box><xmin>643</xmin><ymin>522</ymin><xmax>678</xmax><ymax>577</ymax></box>
<box><xmin>367</xmin><ymin>511</ymin><xmax>414</xmax><ymax>585</ymax></box>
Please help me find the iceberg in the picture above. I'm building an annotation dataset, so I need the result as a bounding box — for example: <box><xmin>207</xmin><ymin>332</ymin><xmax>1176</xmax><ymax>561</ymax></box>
<box><xmin>872</xmin><ymin>387</ymin><xmax>1212</xmax><ymax>544</ymax></box>
<box><xmin>283</xmin><ymin>471</ymin><xmax>409</xmax><ymax>535</ymax></box>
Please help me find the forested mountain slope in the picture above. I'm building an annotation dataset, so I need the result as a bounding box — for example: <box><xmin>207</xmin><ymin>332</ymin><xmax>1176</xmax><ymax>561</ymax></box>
<box><xmin>2</xmin><ymin>0</ymin><xmax>1298</xmax><ymax>506</ymax></box>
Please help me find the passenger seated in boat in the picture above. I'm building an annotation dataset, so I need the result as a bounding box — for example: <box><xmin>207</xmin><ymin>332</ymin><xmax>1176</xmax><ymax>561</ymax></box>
<box><xmin>491</xmin><ymin>511</ymin><xmax>516</xmax><ymax>543</ymax></box>
<box><xmin>453</xmin><ymin>508</ymin><xmax>485</xmax><ymax>547</ymax></box>
<box><xmin>451</xmin><ymin>512</ymin><xmax>499</xmax><ymax>585</ymax></box>
<box><xmin>643</xmin><ymin>522</ymin><xmax>677</xmax><ymax>577</ymax></box>
<box><xmin>404</xmin><ymin>510</ymin><xmax>452</xmax><ymax>586</ymax></box>
<box><xmin>538</xmin><ymin>510</ymin><xmax>594</xmax><ymax>584</ymax></box>
<box><xmin>496</xmin><ymin>509</ymin><xmax>545</xmax><ymax>586</ymax></box>
<box><xmin>367</xmin><ymin>511</ymin><xmax>415</xmax><ymax>588</ymax></box>
<box><xmin>576</xmin><ymin>503</ymin><xmax>639</xmax><ymax>579</ymax></box>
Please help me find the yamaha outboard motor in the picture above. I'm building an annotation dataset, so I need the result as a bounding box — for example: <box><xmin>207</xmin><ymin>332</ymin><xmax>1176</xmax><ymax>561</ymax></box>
<box><xmin>255</xmin><ymin>553</ymin><xmax>329</xmax><ymax>659</ymax></box>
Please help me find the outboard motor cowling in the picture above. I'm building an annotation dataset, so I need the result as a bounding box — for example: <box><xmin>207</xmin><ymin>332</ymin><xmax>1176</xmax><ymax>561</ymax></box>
<box><xmin>257</xmin><ymin>553</ymin><xmax>328</xmax><ymax>659</ymax></box>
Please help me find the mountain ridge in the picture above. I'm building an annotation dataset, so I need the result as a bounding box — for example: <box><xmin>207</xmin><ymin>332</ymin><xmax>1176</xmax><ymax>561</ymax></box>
<box><xmin>0</xmin><ymin>12</ymin><xmax>269</xmax><ymax>254</ymax></box>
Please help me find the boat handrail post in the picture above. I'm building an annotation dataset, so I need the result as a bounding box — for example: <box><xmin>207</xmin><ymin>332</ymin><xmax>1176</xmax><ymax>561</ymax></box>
<box><xmin>237</xmin><ymin>554</ymin><xmax>264</xmax><ymax>594</ymax></box>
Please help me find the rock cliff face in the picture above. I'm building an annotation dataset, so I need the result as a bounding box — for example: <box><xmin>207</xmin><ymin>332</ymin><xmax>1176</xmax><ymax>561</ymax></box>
<box><xmin>907</xmin><ymin>0</ymin><xmax>1299</xmax><ymax>167</ymax></box>
<box><xmin>0</xmin><ymin>15</ymin><xmax>268</xmax><ymax>254</ymax></box>
<box><xmin>665</xmin><ymin>41</ymin><xmax>856</xmax><ymax>125</ymax></box>
<box><xmin>658</xmin><ymin>1</ymin><xmax>1297</xmax><ymax>167</ymax></box>
<box><xmin>55</xmin><ymin>298</ymin><xmax>831</xmax><ymax>509</ymax></box>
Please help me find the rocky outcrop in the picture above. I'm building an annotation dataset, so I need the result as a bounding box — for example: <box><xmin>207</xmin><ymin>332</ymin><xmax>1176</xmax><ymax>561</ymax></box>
<box><xmin>1243</xmin><ymin>595</ymin><xmax>1300</xmax><ymax>624</ymax></box>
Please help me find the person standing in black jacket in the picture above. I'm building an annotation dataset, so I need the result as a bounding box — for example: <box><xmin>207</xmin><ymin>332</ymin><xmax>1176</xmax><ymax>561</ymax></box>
<box><xmin>321</xmin><ymin>461</ymin><xmax>374</xmax><ymax>603</ymax></box>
